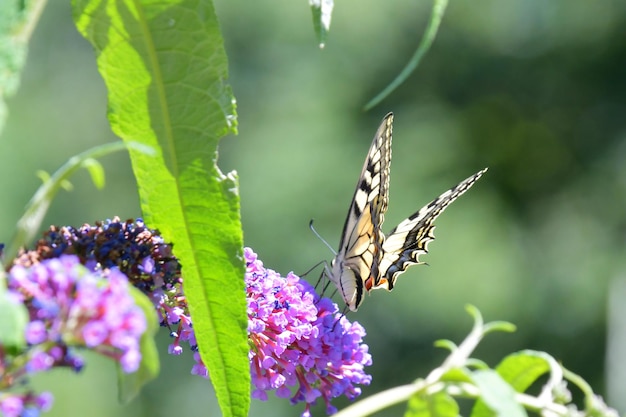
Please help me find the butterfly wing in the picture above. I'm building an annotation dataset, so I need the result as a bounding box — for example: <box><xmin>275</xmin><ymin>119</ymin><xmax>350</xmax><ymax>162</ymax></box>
<box><xmin>373</xmin><ymin>168</ymin><xmax>488</xmax><ymax>291</ymax></box>
<box><xmin>329</xmin><ymin>113</ymin><xmax>393</xmax><ymax>311</ymax></box>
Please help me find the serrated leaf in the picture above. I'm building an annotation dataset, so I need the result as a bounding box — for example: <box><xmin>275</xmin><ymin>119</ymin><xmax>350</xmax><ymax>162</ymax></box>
<box><xmin>495</xmin><ymin>351</ymin><xmax>551</xmax><ymax>392</ymax></box>
<box><xmin>0</xmin><ymin>288</ymin><xmax>28</xmax><ymax>353</ymax></box>
<box><xmin>405</xmin><ymin>391</ymin><xmax>459</xmax><ymax>417</ymax></box>
<box><xmin>117</xmin><ymin>287</ymin><xmax>160</xmax><ymax>404</ymax></box>
<box><xmin>470</xmin><ymin>369</ymin><xmax>527</xmax><ymax>417</ymax></box>
<box><xmin>72</xmin><ymin>2</ymin><xmax>248</xmax><ymax>417</ymax></box>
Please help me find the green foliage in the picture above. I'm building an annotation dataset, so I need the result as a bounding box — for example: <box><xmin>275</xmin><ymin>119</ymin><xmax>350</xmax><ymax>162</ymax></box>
<box><xmin>4</xmin><ymin>141</ymin><xmax>149</xmax><ymax>262</ymax></box>
<box><xmin>0</xmin><ymin>1</ymin><xmax>623</xmax><ymax>417</ymax></box>
<box><xmin>332</xmin><ymin>306</ymin><xmax>617</xmax><ymax>417</ymax></box>
<box><xmin>470</xmin><ymin>370</ymin><xmax>526</xmax><ymax>417</ymax></box>
<box><xmin>308</xmin><ymin>0</ymin><xmax>450</xmax><ymax>106</ymax></box>
<box><xmin>494</xmin><ymin>351</ymin><xmax>553</xmax><ymax>392</ymax></box>
<box><xmin>405</xmin><ymin>391</ymin><xmax>458</xmax><ymax>417</ymax></box>
<box><xmin>0</xmin><ymin>283</ymin><xmax>28</xmax><ymax>354</ymax></box>
<box><xmin>309</xmin><ymin>0</ymin><xmax>333</xmax><ymax>48</ymax></box>
<box><xmin>363</xmin><ymin>0</ymin><xmax>450</xmax><ymax>110</ymax></box>
<box><xmin>72</xmin><ymin>1</ymin><xmax>248</xmax><ymax>417</ymax></box>
<box><xmin>0</xmin><ymin>0</ymin><xmax>46</xmax><ymax>133</ymax></box>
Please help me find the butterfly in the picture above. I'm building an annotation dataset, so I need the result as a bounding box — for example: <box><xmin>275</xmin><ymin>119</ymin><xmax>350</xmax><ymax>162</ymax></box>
<box><xmin>326</xmin><ymin>112</ymin><xmax>487</xmax><ymax>311</ymax></box>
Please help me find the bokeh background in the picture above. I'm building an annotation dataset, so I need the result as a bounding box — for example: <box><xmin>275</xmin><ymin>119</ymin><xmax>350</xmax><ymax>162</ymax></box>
<box><xmin>2</xmin><ymin>0</ymin><xmax>626</xmax><ymax>416</ymax></box>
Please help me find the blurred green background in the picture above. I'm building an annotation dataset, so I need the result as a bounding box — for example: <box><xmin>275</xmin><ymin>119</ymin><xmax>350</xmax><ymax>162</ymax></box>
<box><xmin>3</xmin><ymin>0</ymin><xmax>626</xmax><ymax>416</ymax></box>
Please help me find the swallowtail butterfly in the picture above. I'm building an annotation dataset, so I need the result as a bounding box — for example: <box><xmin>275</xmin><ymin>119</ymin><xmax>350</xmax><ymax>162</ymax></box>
<box><xmin>327</xmin><ymin>113</ymin><xmax>487</xmax><ymax>311</ymax></box>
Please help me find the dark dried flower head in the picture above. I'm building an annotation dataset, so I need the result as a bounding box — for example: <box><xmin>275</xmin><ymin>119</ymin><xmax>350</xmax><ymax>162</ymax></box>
<box><xmin>11</xmin><ymin>217</ymin><xmax>181</xmax><ymax>294</ymax></box>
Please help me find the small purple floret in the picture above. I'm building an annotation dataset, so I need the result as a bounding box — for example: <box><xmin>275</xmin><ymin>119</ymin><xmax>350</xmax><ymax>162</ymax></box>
<box><xmin>0</xmin><ymin>395</ymin><xmax>24</xmax><ymax>417</ymax></box>
<box><xmin>25</xmin><ymin>321</ymin><xmax>47</xmax><ymax>345</ymax></box>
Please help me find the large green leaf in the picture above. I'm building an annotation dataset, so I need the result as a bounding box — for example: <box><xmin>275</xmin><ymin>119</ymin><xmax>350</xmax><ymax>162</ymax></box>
<box><xmin>72</xmin><ymin>2</ymin><xmax>248</xmax><ymax>417</ymax></box>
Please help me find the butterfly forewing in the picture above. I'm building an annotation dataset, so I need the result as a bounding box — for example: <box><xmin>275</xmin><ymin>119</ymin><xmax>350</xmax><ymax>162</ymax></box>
<box><xmin>330</xmin><ymin>113</ymin><xmax>393</xmax><ymax>311</ymax></box>
<box><xmin>336</xmin><ymin>113</ymin><xmax>392</xmax><ymax>251</ymax></box>
<box><xmin>328</xmin><ymin>112</ymin><xmax>486</xmax><ymax>311</ymax></box>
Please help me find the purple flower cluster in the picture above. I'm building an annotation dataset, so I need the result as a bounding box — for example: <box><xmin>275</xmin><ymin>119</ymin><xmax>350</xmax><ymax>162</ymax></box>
<box><xmin>7</xmin><ymin>255</ymin><xmax>147</xmax><ymax>374</ymax></box>
<box><xmin>150</xmin><ymin>246</ymin><xmax>373</xmax><ymax>415</ymax></box>
<box><xmin>2</xmin><ymin>217</ymin><xmax>373</xmax><ymax>417</ymax></box>
<box><xmin>0</xmin><ymin>392</ymin><xmax>53</xmax><ymax>417</ymax></box>
<box><xmin>245</xmin><ymin>248</ymin><xmax>372</xmax><ymax>416</ymax></box>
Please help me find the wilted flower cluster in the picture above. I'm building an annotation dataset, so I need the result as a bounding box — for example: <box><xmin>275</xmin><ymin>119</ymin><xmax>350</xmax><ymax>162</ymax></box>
<box><xmin>245</xmin><ymin>248</ymin><xmax>372</xmax><ymax>416</ymax></box>
<box><xmin>14</xmin><ymin>217</ymin><xmax>181</xmax><ymax>294</ymax></box>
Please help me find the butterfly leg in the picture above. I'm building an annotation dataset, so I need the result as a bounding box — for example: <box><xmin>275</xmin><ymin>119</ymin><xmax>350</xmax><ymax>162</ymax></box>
<box><xmin>298</xmin><ymin>259</ymin><xmax>327</xmax><ymax>278</ymax></box>
<box><xmin>331</xmin><ymin>305</ymin><xmax>350</xmax><ymax>332</ymax></box>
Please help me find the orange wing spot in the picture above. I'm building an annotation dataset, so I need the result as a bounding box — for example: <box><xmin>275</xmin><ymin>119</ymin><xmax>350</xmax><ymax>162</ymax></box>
<box><xmin>366</xmin><ymin>276</ymin><xmax>387</xmax><ymax>290</ymax></box>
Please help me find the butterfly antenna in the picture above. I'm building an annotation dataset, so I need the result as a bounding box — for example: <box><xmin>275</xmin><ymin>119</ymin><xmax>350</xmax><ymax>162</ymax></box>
<box><xmin>309</xmin><ymin>219</ymin><xmax>337</xmax><ymax>256</ymax></box>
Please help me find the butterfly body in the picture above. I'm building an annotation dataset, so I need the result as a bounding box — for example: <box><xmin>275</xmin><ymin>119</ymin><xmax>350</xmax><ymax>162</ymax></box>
<box><xmin>327</xmin><ymin>113</ymin><xmax>486</xmax><ymax>311</ymax></box>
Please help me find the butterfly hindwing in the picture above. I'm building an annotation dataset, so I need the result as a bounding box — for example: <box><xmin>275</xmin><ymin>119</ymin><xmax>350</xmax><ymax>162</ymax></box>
<box><xmin>328</xmin><ymin>112</ymin><xmax>486</xmax><ymax>311</ymax></box>
<box><xmin>375</xmin><ymin>168</ymin><xmax>488</xmax><ymax>291</ymax></box>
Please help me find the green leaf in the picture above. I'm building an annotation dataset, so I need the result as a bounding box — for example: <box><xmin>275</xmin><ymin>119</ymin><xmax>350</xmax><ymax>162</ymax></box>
<box><xmin>470</xmin><ymin>369</ymin><xmax>527</xmax><ymax>417</ymax></box>
<box><xmin>364</xmin><ymin>0</ymin><xmax>449</xmax><ymax>110</ymax></box>
<box><xmin>117</xmin><ymin>287</ymin><xmax>160</xmax><ymax>404</ymax></box>
<box><xmin>81</xmin><ymin>158</ymin><xmax>106</xmax><ymax>189</ymax></box>
<box><xmin>405</xmin><ymin>391</ymin><xmax>459</xmax><ymax>417</ymax></box>
<box><xmin>0</xmin><ymin>0</ymin><xmax>46</xmax><ymax>134</ymax></box>
<box><xmin>5</xmin><ymin>141</ymin><xmax>142</xmax><ymax>263</ymax></box>
<box><xmin>0</xmin><ymin>286</ymin><xmax>28</xmax><ymax>354</ymax></box>
<box><xmin>440</xmin><ymin>367</ymin><xmax>473</xmax><ymax>383</ymax></box>
<box><xmin>309</xmin><ymin>0</ymin><xmax>334</xmax><ymax>48</ymax></box>
<box><xmin>72</xmin><ymin>2</ymin><xmax>248</xmax><ymax>417</ymax></box>
<box><xmin>495</xmin><ymin>351</ymin><xmax>551</xmax><ymax>392</ymax></box>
